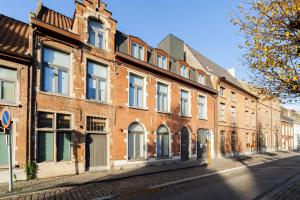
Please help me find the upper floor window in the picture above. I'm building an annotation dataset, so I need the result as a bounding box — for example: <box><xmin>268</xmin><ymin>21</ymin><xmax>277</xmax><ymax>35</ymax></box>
<box><xmin>231</xmin><ymin>91</ymin><xmax>236</xmax><ymax>101</ymax></box>
<box><xmin>42</xmin><ymin>47</ymin><xmax>70</xmax><ymax>95</ymax></box>
<box><xmin>87</xmin><ymin>61</ymin><xmax>108</xmax><ymax>102</ymax></box>
<box><xmin>198</xmin><ymin>74</ymin><xmax>205</xmax><ymax>85</ymax></box>
<box><xmin>157</xmin><ymin>82</ymin><xmax>169</xmax><ymax>113</ymax></box>
<box><xmin>131</xmin><ymin>42</ymin><xmax>144</xmax><ymax>61</ymax></box>
<box><xmin>180</xmin><ymin>65</ymin><xmax>188</xmax><ymax>78</ymax></box>
<box><xmin>220</xmin><ymin>87</ymin><xmax>225</xmax><ymax>97</ymax></box>
<box><xmin>88</xmin><ymin>20</ymin><xmax>105</xmax><ymax>49</ymax></box>
<box><xmin>245</xmin><ymin>97</ymin><xmax>248</xmax><ymax>106</ymax></box>
<box><xmin>245</xmin><ymin>111</ymin><xmax>249</xmax><ymax>127</ymax></box>
<box><xmin>180</xmin><ymin>90</ymin><xmax>189</xmax><ymax>116</ymax></box>
<box><xmin>219</xmin><ymin>103</ymin><xmax>225</xmax><ymax>121</ymax></box>
<box><xmin>157</xmin><ymin>55</ymin><xmax>167</xmax><ymax>69</ymax></box>
<box><xmin>231</xmin><ymin>106</ymin><xmax>236</xmax><ymax>122</ymax></box>
<box><xmin>129</xmin><ymin>73</ymin><xmax>144</xmax><ymax>108</ymax></box>
<box><xmin>198</xmin><ymin>95</ymin><xmax>207</xmax><ymax>119</ymax></box>
<box><xmin>0</xmin><ymin>67</ymin><xmax>17</xmax><ymax>103</ymax></box>
<box><xmin>252</xmin><ymin>113</ymin><xmax>255</xmax><ymax>127</ymax></box>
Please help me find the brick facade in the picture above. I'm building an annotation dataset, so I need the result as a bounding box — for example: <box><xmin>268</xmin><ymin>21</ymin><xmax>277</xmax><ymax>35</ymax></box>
<box><xmin>0</xmin><ymin>0</ymin><xmax>295</xmax><ymax>182</ymax></box>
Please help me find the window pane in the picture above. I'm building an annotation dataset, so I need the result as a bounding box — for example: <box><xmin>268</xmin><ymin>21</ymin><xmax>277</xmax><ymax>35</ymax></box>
<box><xmin>129</xmin><ymin>83</ymin><xmax>134</xmax><ymax>107</ymax></box>
<box><xmin>99</xmin><ymin>80</ymin><xmax>106</xmax><ymax>101</ymax></box>
<box><xmin>163</xmin><ymin>95</ymin><xmax>168</xmax><ymax>112</ymax></box>
<box><xmin>0</xmin><ymin>67</ymin><xmax>17</xmax><ymax>79</ymax></box>
<box><xmin>98</xmin><ymin>32</ymin><xmax>104</xmax><ymax>49</ymax></box>
<box><xmin>157</xmin><ymin>133</ymin><xmax>162</xmax><ymax>156</ymax></box>
<box><xmin>88</xmin><ymin>78</ymin><xmax>97</xmax><ymax>99</ymax></box>
<box><xmin>138</xmin><ymin>46</ymin><xmax>144</xmax><ymax>60</ymax></box>
<box><xmin>57</xmin><ymin>114</ymin><xmax>71</xmax><ymax>129</ymax></box>
<box><xmin>128</xmin><ymin>132</ymin><xmax>134</xmax><ymax>159</ymax></box>
<box><xmin>87</xmin><ymin>62</ymin><xmax>107</xmax><ymax>78</ymax></box>
<box><xmin>157</xmin><ymin>93</ymin><xmax>161</xmax><ymax>111</ymax></box>
<box><xmin>137</xmin><ymin>87</ymin><xmax>143</xmax><ymax>108</ymax></box>
<box><xmin>131</xmin><ymin>43</ymin><xmax>137</xmax><ymax>58</ymax></box>
<box><xmin>162</xmin><ymin>57</ymin><xmax>166</xmax><ymax>68</ymax></box>
<box><xmin>58</xmin><ymin>69</ymin><xmax>68</xmax><ymax>94</ymax></box>
<box><xmin>57</xmin><ymin>133</ymin><xmax>71</xmax><ymax>161</ymax></box>
<box><xmin>88</xmin><ymin>30</ymin><xmax>96</xmax><ymax>46</ymax></box>
<box><xmin>38</xmin><ymin>112</ymin><xmax>54</xmax><ymax>128</ymax></box>
<box><xmin>87</xmin><ymin>117</ymin><xmax>106</xmax><ymax>132</ymax></box>
<box><xmin>1</xmin><ymin>81</ymin><xmax>15</xmax><ymax>101</ymax></box>
<box><xmin>38</xmin><ymin>132</ymin><xmax>54</xmax><ymax>162</ymax></box>
<box><xmin>87</xmin><ymin>78</ymin><xmax>96</xmax><ymax>99</ymax></box>
<box><xmin>163</xmin><ymin>133</ymin><xmax>169</xmax><ymax>156</ymax></box>
<box><xmin>43</xmin><ymin>47</ymin><xmax>69</xmax><ymax>67</ymax></box>
<box><xmin>136</xmin><ymin>133</ymin><xmax>144</xmax><ymax>158</ymax></box>
<box><xmin>43</xmin><ymin>66</ymin><xmax>55</xmax><ymax>92</ymax></box>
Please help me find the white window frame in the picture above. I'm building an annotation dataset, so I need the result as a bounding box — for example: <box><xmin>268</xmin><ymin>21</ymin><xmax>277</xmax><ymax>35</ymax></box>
<box><xmin>0</xmin><ymin>66</ymin><xmax>17</xmax><ymax>104</ymax></box>
<box><xmin>128</xmin><ymin>71</ymin><xmax>147</xmax><ymax>109</ymax></box>
<box><xmin>220</xmin><ymin>86</ymin><xmax>225</xmax><ymax>97</ymax></box>
<box><xmin>219</xmin><ymin>103</ymin><xmax>226</xmax><ymax>121</ymax></box>
<box><xmin>180</xmin><ymin>89</ymin><xmax>191</xmax><ymax>117</ymax></box>
<box><xmin>131</xmin><ymin>42</ymin><xmax>145</xmax><ymax>61</ymax></box>
<box><xmin>197</xmin><ymin>74</ymin><xmax>205</xmax><ymax>85</ymax></box>
<box><xmin>157</xmin><ymin>55</ymin><xmax>167</xmax><ymax>69</ymax></box>
<box><xmin>198</xmin><ymin>94</ymin><xmax>207</xmax><ymax>120</ymax></box>
<box><xmin>88</xmin><ymin>19</ymin><xmax>106</xmax><ymax>49</ymax></box>
<box><xmin>156</xmin><ymin>82</ymin><xmax>170</xmax><ymax>113</ymax></box>
<box><xmin>42</xmin><ymin>46</ymin><xmax>70</xmax><ymax>96</ymax></box>
<box><xmin>86</xmin><ymin>60</ymin><xmax>108</xmax><ymax>103</ymax></box>
<box><xmin>180</xmin><ymin>65</ymin><xmax>188</xmax><ymax>78</ymax></box>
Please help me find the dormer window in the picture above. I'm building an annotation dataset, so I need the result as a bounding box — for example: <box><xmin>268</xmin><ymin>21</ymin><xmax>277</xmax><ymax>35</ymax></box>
<box><xmin>198</xmin><ymin>74</ymin><xmax>206</xmax><ymax>85</ymax></box>
<box><xmin>157</xmin><ymin>55</ymin><xmax>167</xmax><ymax>69</ymax></box>
<box><xmin>180</xmin><ymin>65</ymin><xmax>188</xmax><ymax>78</ymax></box>
<box><xmin>131</xmin><ymin>42</ymin><xmax>144</xmax><ymax>61</ymax></box>
<box><xmin>88</xmin><ymin>19</ymin><xmax>105</xmax><ymax>49</ymax></box>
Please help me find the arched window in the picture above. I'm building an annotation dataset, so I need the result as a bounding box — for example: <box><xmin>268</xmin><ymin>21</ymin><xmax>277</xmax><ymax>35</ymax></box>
<box><xmin>128</xmin><ymin>122</ymin><xmax>145</xmax><ymax>160</ymax></box>
<box><xmin>157</xmin><ymin>125</ymin><xmax>169</xmax><ymax>158</ymax></box>
<box><xmin>88</xmin><ymin>19</ymin><xmax>105</xmax><ymax>49</ymax></box>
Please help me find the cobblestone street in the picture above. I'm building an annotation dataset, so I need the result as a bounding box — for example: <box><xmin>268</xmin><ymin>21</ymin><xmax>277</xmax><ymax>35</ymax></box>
<box><xmin>1</xmin><ymin>151</ymin><xmax>299</xmax><ymax>200</ymax></box>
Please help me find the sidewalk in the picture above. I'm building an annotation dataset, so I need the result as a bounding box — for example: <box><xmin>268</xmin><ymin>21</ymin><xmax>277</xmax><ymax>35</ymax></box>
<box><xmin>0</xmin><ymin>151</ymin><xmax>298</xmax><ymax>199</ymax></box>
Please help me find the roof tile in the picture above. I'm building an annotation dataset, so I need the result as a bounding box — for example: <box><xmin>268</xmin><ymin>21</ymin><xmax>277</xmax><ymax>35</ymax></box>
<box><xmin>0</xmin><ymin>14</ymin><xmax>29</xmax><ymax>56</ymax></box>
<box><xmin>37</xmin><ymin>6</ymin><xmax>73</xmax><ymax>31</ymax></box>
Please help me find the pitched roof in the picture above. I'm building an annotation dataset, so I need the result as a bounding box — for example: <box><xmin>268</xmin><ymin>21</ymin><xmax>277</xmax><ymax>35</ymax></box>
<box><xmin>0</xmin><ymin>14</ymin><xmax>30</xmax><ymax>57</ymax></box>
<box><xmin>187</xmin><ymin>45</ymin><xmax>243</xmax><ymax>87</ymax></box>
<box><xmin>36</xmin><ymin>6</ymin><xmax>73</xmax><ymax>31</ymax></box>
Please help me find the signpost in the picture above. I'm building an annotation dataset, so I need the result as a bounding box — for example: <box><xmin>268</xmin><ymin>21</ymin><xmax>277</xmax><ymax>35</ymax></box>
<box><xmin>1</xmin><ymin>108</ymin><xmax>13</xmax><ymax>191</ymax></box>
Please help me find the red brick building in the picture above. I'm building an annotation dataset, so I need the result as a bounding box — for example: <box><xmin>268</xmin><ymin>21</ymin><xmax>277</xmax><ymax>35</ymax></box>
<box><xmin>0</xmin><ymin>14</ymin><xmax>31</xmax><ymax>182</ymax></box>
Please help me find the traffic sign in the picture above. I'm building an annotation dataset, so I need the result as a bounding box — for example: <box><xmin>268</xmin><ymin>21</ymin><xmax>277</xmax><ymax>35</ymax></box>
<box><xmin>1</xmin><ymin>108</ymin><xmax>11</xmax><ymax>129</ymax></box>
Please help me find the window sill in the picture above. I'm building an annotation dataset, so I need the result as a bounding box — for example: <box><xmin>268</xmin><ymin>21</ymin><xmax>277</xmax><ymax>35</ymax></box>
<box><xmin>85</xmin><ymin>99</ymin><xmax>111</xmax><ymax>106</ymax></box>
<box><xmin>86</xmin><ymin>43</ymin><xmax>109</xmax><ymax>52</ymax></box>
<box><xmin>0</xmin><ymin>101</ymin><xmax>20</xmax><ymax>107</ymax></box>
<box><xmin>180</xmin><ymin>115</ymin><xmax>192</xmax><ymax>118</ymax></box>
<box><xmin>219</xmin><ymin>120</ymin><xmax>227</xmax><ymax>123</ymax></box>
<box><xmin>128</xmin><ymin>158</ymin><xmax>147</xmax><ymax>162</ymax></box>
<box><xmin>39</xmin><ymin>91</ymin><xmax>71</xmax><ymax>99</ymax></box>
<box><xmin>198</xmin><ymin>117</ymin><xmax>208</xmax><ymax>121</ymax></box>
<box><xmin>129</xmin><ymin>106</ymin><xmax>149</xmax><ymax>111</ymax></box>
<box><xmin>157</xmin><ymin>111</ymin><xmax>172</xmax><ymax>115</ymax></box>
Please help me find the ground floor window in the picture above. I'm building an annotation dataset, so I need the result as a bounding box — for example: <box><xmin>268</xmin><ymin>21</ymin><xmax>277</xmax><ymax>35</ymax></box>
<box><xmin>37</xmin><ymin>112</ymin><xmax>72</xmax><ymax>163</ymax></box>
<box><xmin>157</xmin><ymin>125</ymin><xmax>169</xmax><ymax>158</ymax></box>
<box><xmin>128</xmin><ymin>122</ymin><xmax>145</xmax><ymax>160</ymax></box>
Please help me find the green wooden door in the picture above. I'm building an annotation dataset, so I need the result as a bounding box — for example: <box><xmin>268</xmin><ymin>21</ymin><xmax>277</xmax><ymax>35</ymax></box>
<box><xmin>0</xmin><ymin>134</ymin><xmax>8</xmax><ymax>165</ymax></box>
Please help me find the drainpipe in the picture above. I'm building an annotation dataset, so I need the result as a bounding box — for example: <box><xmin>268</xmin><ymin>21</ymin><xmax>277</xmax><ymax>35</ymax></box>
<box><xmin>28</xmin><ymin>25</ymin><xmax>37</xmax><ymax>164</ymax></box>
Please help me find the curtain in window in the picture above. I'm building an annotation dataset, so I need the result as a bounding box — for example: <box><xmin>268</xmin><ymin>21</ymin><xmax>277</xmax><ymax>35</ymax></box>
<box><xmin>57</xmin><ymin>133</ymin><xmax>71</xmax><ymax>161</ymax></box>
<box><xmin>38</xmin><ymin>132</ymin><xmax>54</xmax><ymax>162</ymax></box>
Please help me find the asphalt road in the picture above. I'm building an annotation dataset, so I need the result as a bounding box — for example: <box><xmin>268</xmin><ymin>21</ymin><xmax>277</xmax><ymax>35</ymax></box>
<box><xmin>117</xmin><ymin>155</ymin><xmax>300</xmax><ymax>200</ymax></box>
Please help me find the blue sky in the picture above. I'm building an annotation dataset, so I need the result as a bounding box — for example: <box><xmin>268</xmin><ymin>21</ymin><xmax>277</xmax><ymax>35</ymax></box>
<box><xmin>0</xmin><ymin>0</ymin><xmax>299</xmax><ymax>111</ymax></box>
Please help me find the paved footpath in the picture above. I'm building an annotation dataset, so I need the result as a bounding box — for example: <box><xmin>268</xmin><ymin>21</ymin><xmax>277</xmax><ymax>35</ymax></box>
<box><xmin>0</xmin><ymin>151</ymin><xmax>298</xmax><ymax>200</ymax></box>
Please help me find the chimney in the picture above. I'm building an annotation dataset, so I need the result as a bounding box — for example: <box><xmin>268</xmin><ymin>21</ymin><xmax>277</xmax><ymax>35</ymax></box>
<box><xmin>227</xmin><ymin>67</ymin><xmax>236</xmax><ymax>78</ymax></box>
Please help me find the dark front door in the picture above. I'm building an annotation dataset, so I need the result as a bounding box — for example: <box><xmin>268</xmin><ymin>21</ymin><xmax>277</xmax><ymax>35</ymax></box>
<box><xmin>86</xmin><ymin>134</ymin><xmax>108</xmax><ymax>169</ymax></box>
<box><xmin>220</xmin><ymin>131</ymin><xmax>225</xmax><ymax>157</ymax></box>
<box><xmin>197</xmin><ymin>129</ymin><xmax>208</xmax><ymax>159</ymax></box>
<box><xmin>181</xmin><ymin>127</ymin><xmax>189</xmax><ymax>161</ymax></box>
